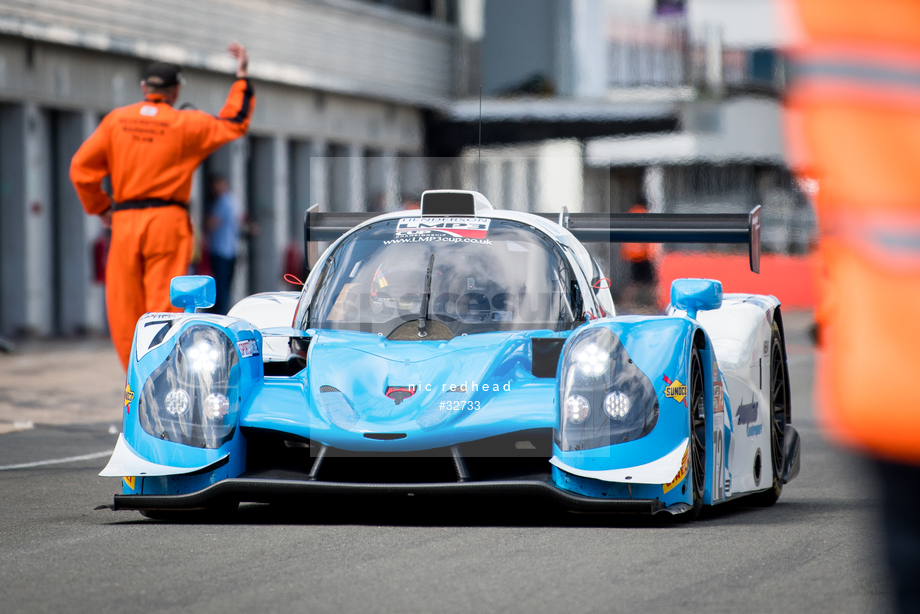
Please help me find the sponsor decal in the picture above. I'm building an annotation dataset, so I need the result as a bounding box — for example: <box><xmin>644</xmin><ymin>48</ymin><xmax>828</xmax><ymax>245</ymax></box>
<box><xmin>662</xmin><ymin>375</ymin><xmax>687</xmax><ymax>405</ymax></box>
<box><xmin>663</xmin><ymin>446</ymin><xmax>690</xmax><ymax>494</ymax></box>
<box><xmin>143</xmin><ymin>313</ymin><xmax>177</xmax><ymax>320</ymax></box>
<box><xmin>736</xmin><ymin>398</ymin><xmax>762</xmax><ymax>437</ymax></box>
<box><xmin>713</xmin><ymin>382</ymin><xmax>724</xmax><ymax>413</ymax></box>
<box><xmin>712</xmin><ymin>412</ymin><xmax>724</xmax><ymax>502</ymax></box>
<box><xmin>736</xmin><ymin>398</ymin><xmax>758</xmax><ymax>424</ymax></box>
<box><xmin>123</xmin><ymin>476</ymin><xmax>135</xmax><ymax>490</ymax></box>
<box><xmin>123</xmin><ymin>384</ymin><xmax>135</xmax><ymax>412</ymax></box>
<box><xmin>764</xmin><ymin>340</ymin><xmax>769</xmax><ymax>356</ymax></box>
<box><xmin>395</xmin><ymin>217</ymin><xmax>491</xmax><ymax>240</ymax></box>
<box><xmin>237</xmin><ymin>339</ymin><xmax>259</xmax><ymax>358</ymax></box>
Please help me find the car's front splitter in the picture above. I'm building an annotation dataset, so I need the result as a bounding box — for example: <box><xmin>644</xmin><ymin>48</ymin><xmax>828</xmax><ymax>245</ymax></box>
<box><xmin>105</xmin><ymin>475</ymin><xmax>688</xmax><ymax>515</ymax></box>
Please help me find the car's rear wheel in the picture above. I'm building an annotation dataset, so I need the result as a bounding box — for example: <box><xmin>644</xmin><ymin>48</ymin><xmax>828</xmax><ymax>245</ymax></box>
<box><xmin>751</xmin><ymin>319</ymin><xmax>787</xmax><ymax>506</ymax></box>
<box><xmin>688</xmin><ymin>346</ymin><xmax>707</xmax><ymax>519</ymax></box>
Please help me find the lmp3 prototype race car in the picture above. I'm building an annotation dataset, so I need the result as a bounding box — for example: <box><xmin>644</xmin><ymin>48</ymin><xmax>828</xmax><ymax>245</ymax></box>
<box><xmin>99</xmin><ymin>189</ymin><xmax>800</xmax><ymax>519</ymax></box>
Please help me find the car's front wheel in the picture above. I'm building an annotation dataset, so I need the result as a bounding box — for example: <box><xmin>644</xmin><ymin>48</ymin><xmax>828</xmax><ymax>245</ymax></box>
<box><xmin>688</xmin><ymin>346</ymin><xmax>707</xmax><ymax>519</ymax></box>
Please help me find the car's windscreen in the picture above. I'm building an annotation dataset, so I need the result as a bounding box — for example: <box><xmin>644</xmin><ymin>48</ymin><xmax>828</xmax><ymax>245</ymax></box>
<box><xmin>302</xmin><ymin>217</ymin><xmax>577</xmax><ymax>337</ymax></box>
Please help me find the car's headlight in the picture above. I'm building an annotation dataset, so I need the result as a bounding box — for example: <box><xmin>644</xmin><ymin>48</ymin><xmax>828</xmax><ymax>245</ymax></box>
<box><xmin>556</xmin><ymin>327</ymin><xmax>658</xmax><ymax>451</ymax></box>
<box><xmin>139</xmin><ymin>325</ymin><xmax>240</xmax><ymax>449</ymax></box>
<box><xmin>604</xmin><ymin>391</ymin><xmax>631</xmax><ymax>419</ymax></box>
<box><xmin>564</xmin><ymin>395</ymin><xmax>590</xmax><ymax>423</ymax></box>
<box><xmin>165</xmin><ymin>389</ymin><xmax>190</xmax><ymax>416</ymax></box>
<box><xmin>574</xmin><ymin>343</ymin><xmax>609</xmax><ymax>377</ymax></box>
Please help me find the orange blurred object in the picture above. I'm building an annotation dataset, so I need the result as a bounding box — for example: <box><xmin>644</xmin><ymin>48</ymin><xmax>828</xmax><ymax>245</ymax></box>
<box><xmin>657</xmin><ymin>253</ymin><xmax>817</xmax><ymax>310</ymax></box>
<box><xmin>793</xmin><ymin>0</ymin><xmax>920</xmax><ymax>50</ymax></box>
<box><xmin>785</xmin><ymin>0</ymin><xmax>920</xmax><ymax>463</ymax></box>
<box><xmin>619</xmin><ymin>204</ymin><xmax>652</xmax><ymax>262</ymax></box>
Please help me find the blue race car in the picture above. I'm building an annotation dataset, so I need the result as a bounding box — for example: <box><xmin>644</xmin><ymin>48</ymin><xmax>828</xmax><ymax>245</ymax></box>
<box><xmin>99</xmin><ymin>190</ymin><xmax>800</xmax><ymax>519</ymax></box>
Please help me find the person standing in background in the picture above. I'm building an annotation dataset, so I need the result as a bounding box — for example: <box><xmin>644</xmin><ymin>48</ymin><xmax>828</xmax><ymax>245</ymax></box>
<box><xmin>206</xmin><ymin>175</ymin><xmax>240</xmax><ymax>315</ymax></box>
<box><xmin>619</xmin><ymin>201</ymin><xmax>658</xmax><ymax>310</ymax></box>
<box><xmin>783</xmin><ymin>2</ymin><xmax>920</xmax><ymax>611</ymax></box>
<box><xmin>70</xmin><ymin>43</ymin><xmax>255</xmax><ymax>369</ymax></box>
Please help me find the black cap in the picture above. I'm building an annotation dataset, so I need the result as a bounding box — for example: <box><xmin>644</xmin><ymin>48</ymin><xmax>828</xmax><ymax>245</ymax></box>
<box><xmin>143</xmin><ymin>62</ymin><xmax>182</xmax><ymax>88</ymax></box>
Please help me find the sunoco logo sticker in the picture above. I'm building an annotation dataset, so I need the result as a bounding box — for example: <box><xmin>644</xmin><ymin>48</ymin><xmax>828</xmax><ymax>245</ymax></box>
<box><xmin>395</xmin><ymin>217</ymin><xmax>490</xmax><ymax>240</ymax></box>
<box><xmin>123</xmin><ymin>384</ymin><xmax>135</xmax><ymax>412</ymax></box>
<box><xmin>663</xmin><ymin>376</ymin><xmax>687</xmax><ymax>405</ymax></box>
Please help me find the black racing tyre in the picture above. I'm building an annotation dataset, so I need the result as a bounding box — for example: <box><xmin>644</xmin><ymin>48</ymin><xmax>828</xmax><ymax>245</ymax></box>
<box><xmin>688</xmin><ymin>346</ymin><xmax>707</xmax><ymax>519</ymax></box>
<box><xmin>750</xmin><ymin>319</ymin><xmax>787</xmax><ymax>507</ymax></box>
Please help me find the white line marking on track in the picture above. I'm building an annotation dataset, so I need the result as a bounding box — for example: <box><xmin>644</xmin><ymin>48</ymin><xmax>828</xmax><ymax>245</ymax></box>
<box><xmin>0</xmin><ymin>450</ymin><xmax>113</xmax><ymax>471</ymax></box>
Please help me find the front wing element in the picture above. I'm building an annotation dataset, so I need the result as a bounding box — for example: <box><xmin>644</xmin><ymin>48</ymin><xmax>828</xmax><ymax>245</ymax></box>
<box><xmin>107</xmin><ymin>475</ymin><xmax>684</xmax><ymax>515</ymax></box>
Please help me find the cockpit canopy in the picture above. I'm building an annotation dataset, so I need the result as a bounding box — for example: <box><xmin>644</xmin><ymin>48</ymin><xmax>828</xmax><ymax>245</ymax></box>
<box><xmin>296</xmin><ymin>217</ymin><xmax>582</xmax><ymax>338</ymax></box>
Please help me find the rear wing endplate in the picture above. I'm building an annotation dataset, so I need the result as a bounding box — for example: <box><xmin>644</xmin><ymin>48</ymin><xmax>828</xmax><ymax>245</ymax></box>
<box><xmin>305</xmin><ymin>206</ymin><xmax>762</xmax><ymax>273</ymax></box>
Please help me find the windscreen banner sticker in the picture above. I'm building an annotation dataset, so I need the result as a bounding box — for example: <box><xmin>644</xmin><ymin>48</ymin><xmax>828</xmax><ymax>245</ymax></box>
<box><xmin>237</xmin><ymin>339</ymin><xmax>259</xmax><ymax>358</ymax></box>
<box><xmin>391</xmin><ymin>218</ymin><xmax>491</xmax><ymax>243</ymax></box>
<box><xmin>663</xmin><ymin>446</ymin><xmax>689</xmax><ymax>494</ymax></box>
<box><xmin>712</xmin><ymin>412</ymin><xmax>724</xmax><ymax>502</ymax></box>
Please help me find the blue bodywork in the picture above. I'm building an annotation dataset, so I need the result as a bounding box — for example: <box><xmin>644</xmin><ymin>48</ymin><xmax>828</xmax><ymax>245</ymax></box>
<box><xmin>120</xmin><ymin>307</ymin><xmax>728</xmax><ymax>511</ymax></box>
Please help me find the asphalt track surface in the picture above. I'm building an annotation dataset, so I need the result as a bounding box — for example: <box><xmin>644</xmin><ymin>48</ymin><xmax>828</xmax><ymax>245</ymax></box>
<box><xmin>0</xmin><ymin>331</ymin><xmax>895</xmax><ymax>613</ymax></box>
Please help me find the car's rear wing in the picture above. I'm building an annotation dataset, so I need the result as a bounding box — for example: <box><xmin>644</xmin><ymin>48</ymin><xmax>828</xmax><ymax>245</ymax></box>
<box><xmin>304</xmin><ymin>205</ymin><xmax>762</xmax><ymax>273</ymax></box>
<box><xmin>536</xmin><ymin>206</ymin><xmax>762</xmax><ymax>273</ymax></box>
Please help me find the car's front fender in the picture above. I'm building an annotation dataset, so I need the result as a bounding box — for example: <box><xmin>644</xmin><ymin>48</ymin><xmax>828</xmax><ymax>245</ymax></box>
<box><xmin>550</xmin><ymin>315</ymin><xmax>724</xmax><ymax>512</ymax></box>
<box><xmin>103</xmin><ymin>313</ymin><xmax>264</xmax><ymax>494</ymax></box>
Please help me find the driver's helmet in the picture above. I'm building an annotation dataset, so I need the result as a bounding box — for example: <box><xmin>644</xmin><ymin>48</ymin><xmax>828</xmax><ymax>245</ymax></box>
<box><xmin>370</xmin><ymin>263</ymin><xmax>424</xmax><ymax>313</ymax></box>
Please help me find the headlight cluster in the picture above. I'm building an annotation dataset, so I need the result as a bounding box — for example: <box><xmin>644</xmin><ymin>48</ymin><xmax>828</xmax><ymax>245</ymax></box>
<box><xmin>604</xmin><ymin>391</ymin><xmax>631</xmax><ymax>419</ymax></box>
<box><xmin>575</xmin><ymin>343</ymin><xmax>609</xmax><ymax>377</ymax></box>
<box><xmin>564</xmin><ymin>395</ymin><xmax>590</xmax><ymax>424</ymax></box>
<box><xmin>556</xmin><ymin>327</ymin><xmax>658</xmax><ymax>452</ymax></box>
<box><xmin>139</xmin><ymin>325</ymin><xmax>240</xmax><ymax>449</ymax></box>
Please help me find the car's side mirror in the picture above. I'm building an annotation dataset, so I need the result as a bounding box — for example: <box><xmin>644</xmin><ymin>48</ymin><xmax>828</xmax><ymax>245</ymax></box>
<box><xmin>170</xmin><ymin>276</ymin><xmax>216</xmax><ymax>313</ymax></box>
<box><xmin>670</xmin><ymin>278</ymin><xmax>722</xmax><ymax>320</ymax></box>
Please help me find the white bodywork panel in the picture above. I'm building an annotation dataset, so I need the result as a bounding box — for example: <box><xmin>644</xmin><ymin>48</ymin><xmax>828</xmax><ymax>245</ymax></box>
<box><xmin>228</xmin><ymin>292</ymin><xmax>301</xmax><ymax>361</ymax></box>
<box><xmin>674</xmin><ymin>293</ymin><xmax>779</xmax><ymax>496</ymax></box>
<box><xmin>550</xmin><ymin>438</ymin><xmax>688</xmax><ymax>484</ymax></box>
<box><xmin>134</xmin><ymin>312</ymin><xmax>240</xmax><ymax>362</ymax></box>
<box><xmin>99</xmin><ymin>434</ymin><xmax>228</xmax><ymax>477</ymax></box>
